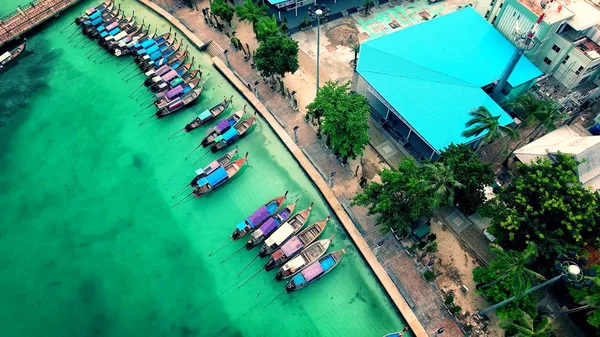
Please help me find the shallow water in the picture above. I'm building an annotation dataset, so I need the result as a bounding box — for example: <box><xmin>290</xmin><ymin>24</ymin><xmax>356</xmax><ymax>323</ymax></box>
<box><xmin>0</xmin><ymin>1</ymin><xmax>408</xmax><ymax>336</ymax></box>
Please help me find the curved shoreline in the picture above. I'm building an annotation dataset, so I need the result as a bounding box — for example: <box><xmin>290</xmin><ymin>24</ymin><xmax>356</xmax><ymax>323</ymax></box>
<box><xmin>136</xmin><ymin>1</ymin><xmax>427</xmax><ymax>335</ymax></box>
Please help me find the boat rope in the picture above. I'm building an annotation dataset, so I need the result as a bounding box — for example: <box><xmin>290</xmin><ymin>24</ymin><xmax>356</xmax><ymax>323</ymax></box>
<box><xmin>171</xmin><ymin>182</ymin><xmax>191</xmax><ymax>199</ymax></box>
<box><xmin>125</xmin><ymin>72</ymin><xmax>143</xmax><ymax>83</ymax></box>
<box><xmin>128</xmin><ymin>82</ymin><xmax>145</xmax><ymax>97</ymax></box>
<box><xmin>72</xmin><ymin>35</ymin><xmax>87</xmax><ymax>47</ymax></box>
<box><xmin>118</xmin><ymin>60</ymin><xmax>136</xmax><ymax>73</ymax></box>
<box><xmin>184</xmin><ymin>143</ymin><xmax>204</xmax><ymax>161</ymax></box>
<box><xmin>207</xmin><ymin>237</ymin><xmax>233</xmax><ymax>256</ymax></box>
<box><xmin>67</xmin><ymin>28</ymin><xmax>81</xmax><ymax>40</ymax></box>
<box><xmin>237</xmin><ymin>267</ymin><xmax>263</xmax><ymax>289</ymax></box>
<box><xmin>220</xmin><ymin>245</ymin><xmax>246</xmax><ymax>264</ymax></box>
<box><xmin>262</xmin><ymin>289</ymin><xmax>285</xmax><ymax>309</ymax></box>
<box><xmin>86</xmin><ymin>46</ymin><xmax>102</xmax><ymax>59</ymax></box>
<box><xmin>137</xmin><ymin>113</ymin><xmax>156</xmax><ymax>126</ymax></box>
<box><xmin>171</xmin><ymin>191</ymin><xmax>193</xmax><ymax>208</ymax></box>
<box><xmin>116</xmin><ymin>56</ymin><xmax>130</xmax><ymax>66</ymax></box>
<box><xmin>60</xmin><ymin>14</ymin><xmax>80</xmax><ymax>33</ymax></box>
<box><xmin>256</xmin><ymin>278</ymin><xmax>276</xmax><ymax>297</ymax></box>
<box><xmin>134</xmin><ymin>88</ymin><xmax>148</xmax><ymax>101</ymax></box>
<box><xmin>192</xmin><ymin>149</ymin><xmax>212</xmax><ymax>166</ymax></box>
<box><xmin>138</xmin><ymin>95</ymin><xmax>155</xmax><ymax>107</ymax></box>
<box><xmin>133</xmin><ymin>103</ymin><xmax>153</xmax><ymax>117</ymax></box>
<box><xmin>237</xmin><ymin>255</ymin><xmax>260</xmax><ymax>277</ymax></box>
<box><xmin>167</xmin><ymin>127</ymin><xmax>186</xmax><ymax>140</ymax></box>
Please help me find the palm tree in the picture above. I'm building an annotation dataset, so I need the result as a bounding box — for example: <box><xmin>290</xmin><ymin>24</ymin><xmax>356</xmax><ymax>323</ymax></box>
<box><xmin>503</xmin><ymin>94</ymin><xmax>562</xmax><ymax>163</ymax></box>
<box><xmin>477</xmin><ymin>243</ymin><xmax>545</xmax><ymax>298</ymax></box>
<box><xmin>500</xmin><ymin>310</ymin><xmax>554</xmax><ymax>337</ymax></box>
<box><xmin>235</xmin><ymin>0</ymin><xmax>268</xmax><ymax>33</ymax></box>
<box><xmin>422</xmin><ymin>162</ymin><xmax>463</xmax><ymax>207</ymax></box>
<box><xmin>255</xmin><ymin>15</ymin><xmax>279</xmax><ymax>42</ymax></box>
<box><xmin>350</xmin><ymin>43</ymin><xmax>360</xmax><ymax>69</ymax></box>
<box><xmin>462</xmin><ymin>106</ymin><xmax>517</xmax><ymax>158</ymax></box>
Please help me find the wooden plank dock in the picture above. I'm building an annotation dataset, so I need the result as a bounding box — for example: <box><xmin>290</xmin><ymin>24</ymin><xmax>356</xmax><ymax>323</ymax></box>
<box><xmin>0</xmin><ymin>0</ymin><xmax>79</xmax><ymax>47</ymax></box>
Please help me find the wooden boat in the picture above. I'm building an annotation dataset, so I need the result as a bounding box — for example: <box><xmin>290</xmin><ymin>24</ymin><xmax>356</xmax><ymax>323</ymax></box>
<box><xmin>210</xmin><ymin>116</ymin><xmax>255</xmax><ymax>153</ymax></box>
<box><xmin>189</xmin><ymin>148</ymin><xmax>238</xmax><ymax>187</ymax></box>
<box><xmin>246</xmin><ymin>201</ymin><xmax>303</xmax><ymax>250</ymax></box>
<box><xmin>134</xmin><ymin>32</ymin><xmax>172</xmax><ymax>59</ymax></box>
<box><xmin>264</xmin><ymin>217</ymin><xmax>329</xmax><ymax>271</ymax></box>
<box><xmin>140</xmin><ymin>43</ymin><xmax>185</xmax><ymax>72</ymax></box>
<box><xmin>76</xmin><ymin>0</ymin><xmax>113</xmax><ymax>25</ymax></box>
<box><xmin>94</xmin><ymin>13</ymin><xmax>135</xmax><ymax>40</ymax></box>
<box><xmin>276</xmin><ymin>234</ymin><xmax>335</xmax><ymax>280</ymax></box>
<box><xmin>156</xmin><ymin>86</ymin><xmax>203</xmax><ymax>119</ymax></box>
<box><xmin>201</xmin><ymin>108</ymin><xmax>245</xmax><ymax>148</ymax></box>
<box><xmin>144</xmin><ymin>49</ymin><xmax>188</xmax><ymax>81</ymax></box>
<box><xmin>259</xmin><ymin>204</ymin><xmax>317</xmax><ymax>257</ymax></box>
<box><xmin>382</xmin><ymin>328</ymin><xmax>410</xmax><ymax>337</ymax></box>
<box><xmin>284</xmin><ymin>250</ymin><xmax>345</xmax><ymax>292</ymax></box>
<box><xmin>113</xmin><ymin>29</ymin><xmax>157</xmax><ymax>56</ymax></box>
<box><xmin>184</xmin><ymin>96</ymin><xmax>232</xmax><ymax>132</ymax></box>
<box><xmin>84</xmin><ymin>9</ymin><xmax>123</xmax><ymax>37</ymax></box>
<box><xmin>192</xmin><ymin>153</ymin><xmax>249</xmax><ymax>197</ymax></box>
<box><xmin>149</xmin><ymin>59</ymin><xmax>192</xmax><ymax>92</ymax></box>
<box><xmin>100</xmin><ymin>19</ymin><xmax>141</xmax><ymax>47</ymax></box>
<box><xmin>155</xmin><ymin>79</ymin><xmax>201</xmax><ymax>110</ymax></box>
<box><xmin>107</xmin><ymin>24</ymin><xmax>149</xmax><ymax>51</ymax></box>
<box><xmin>136</xmin><ymin>36</ymin><xmax>177</xmax><ymax>65</ymax></box>
<box><xmin>148</xmin><ymin>62</ymin><xmax>197</xmax><ymax>90</ymax></box>
<box><xmin>0</xmin><ymin>40</ymin><xmax>27</xmax><ymax>73</ymax></box>
<box><xmin>232</xmin><ymin>193</ymin><xmax>288</xmax><ymax>240</ymax></box>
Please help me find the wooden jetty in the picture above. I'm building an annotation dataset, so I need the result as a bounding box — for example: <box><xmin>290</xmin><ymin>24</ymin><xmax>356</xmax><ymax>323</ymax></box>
<box><xmin>0</xmin><ymin>0</ymin><xmax>79</xmax><ymax>47</ymax></box>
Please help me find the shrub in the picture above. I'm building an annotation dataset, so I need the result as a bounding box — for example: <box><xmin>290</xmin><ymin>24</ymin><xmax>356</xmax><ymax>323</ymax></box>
<box><xmin>424</xmin><ymin>270</ymin><xmax>435</xmax><ymax>281</ymax></box>
<box><xmin>450</xmin><ymin>305</ymin><xmax>462</xmax><ymax>315</ymax></box>
<box><xmin>444</xmin><ymin>294</ymin><xmax>455</xmax><ymax>307</ymax></box>
<box><xmin>426</xmin><ymin>241</ymin><xmax>438</xmax><ymax>252</ymax></box>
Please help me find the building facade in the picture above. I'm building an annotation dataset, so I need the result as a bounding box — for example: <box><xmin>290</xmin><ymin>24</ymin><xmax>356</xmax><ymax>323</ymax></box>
<box><xmin>475</xmin><ymin>0</ymin><xmax>600</xmax><ymax>90</ymax></box>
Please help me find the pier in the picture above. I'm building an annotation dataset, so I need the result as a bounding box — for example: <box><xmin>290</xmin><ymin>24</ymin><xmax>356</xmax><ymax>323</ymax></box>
<box><xmin>0</xmin><ymin>0</ymin><xmax>79</xmax><ymax>47</ymax></box>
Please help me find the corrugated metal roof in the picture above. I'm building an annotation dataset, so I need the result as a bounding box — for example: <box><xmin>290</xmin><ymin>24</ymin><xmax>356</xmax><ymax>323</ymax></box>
<box><xmin>357</xmin><ymin>7</ymin><xmax>541</xmax><ymax>151</ymax></box>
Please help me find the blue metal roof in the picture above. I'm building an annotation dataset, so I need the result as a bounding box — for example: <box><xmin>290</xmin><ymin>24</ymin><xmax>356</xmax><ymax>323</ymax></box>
<box><xmin>357</xmin><ymin>7</ymin><xmax>542</xmax><ymax>152</ymax></box>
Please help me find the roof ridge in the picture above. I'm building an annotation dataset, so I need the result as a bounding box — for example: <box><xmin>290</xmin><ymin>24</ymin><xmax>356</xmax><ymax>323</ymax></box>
<box><xmin>360</xmin><ymin>69</ymin><xmax>479</xmax><ymax>89</ymax></box>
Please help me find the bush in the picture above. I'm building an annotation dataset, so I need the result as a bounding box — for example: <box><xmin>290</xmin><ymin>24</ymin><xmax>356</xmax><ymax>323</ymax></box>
<box><xmin>426</xmin><ymin>241</ymin><xmax>438</xmax><ymax>253</ymax></box>
<box><xmin>427</xmin><ymin>233</ymin><xmax>437</xmax><ymax>242</ymax></box>
<box><xmin>417</xmin><ymin>240</ymin><xmax>428</xmax><ymax>249</ymax></box>
<box><xmin>444</xmin><ymin>294</ymin><xmax>455</xmax><ymax>307</ymax></box>
<box><xmin>450</xmin><ymin>305</ymin><xmax>462</xmax><ymax>316</ymax></box>
<box><xmin>424</xmin><ymin>270</ymin><xmax>435</xmax><ymax>281</ymax></box>
<box><xmin>407</xmin><ymin>245</ymin><xmax>417</xmax><ymax>255</ymax></box>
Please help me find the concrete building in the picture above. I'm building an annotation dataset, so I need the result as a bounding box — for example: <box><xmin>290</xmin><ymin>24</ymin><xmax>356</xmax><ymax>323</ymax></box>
<box><xmin>514</xmin><ymin>125</ymin><xmax>600</xmax><ymax>190</ymax></box>
<box><xmin>353</xmin><ymin>8</ymin><xmax>541</xmax><ymax>160</ymax></box>
<box><xmin>475</xmin><ymin>0</ymin><xmax>600</xmax><ymax>90</ymax></box>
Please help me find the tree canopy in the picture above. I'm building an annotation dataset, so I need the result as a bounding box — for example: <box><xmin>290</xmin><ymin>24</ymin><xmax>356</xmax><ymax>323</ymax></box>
<box><xmin>483</xmin><ymin>154</ymin><xmax>600</xmax><ymax>265</ymax></box>
<box><xmin>462</xmin><ymin>106</ymin><xmax>517</xmax><ymax>155</ymax></box>
<box><xmin>254</xmin><ymin>35</ymin><xmax>299</xmax><ymax>78</ymax></box>
<box><xmin>255</xmin><ymin>15</ymin><xmax>280</xmax><ymax>42</ymax></box>
<box><xmin>210</xmin><ymin>0</ymin><xmax>235</xmax><ymax>25</ymax></box>
<box><xmin>500</xmin><ymin>310</ymin><xmax>554</xmax><ymax>337</ymax></box>
<box><xmin>308</xmin><ymin>81</ymin><xmax>370</xmax><ymax>160</ymax></box>
<box><xmin>235</xmin><ymin>0</ymin><xmax>268</xmax><ymax>31</ymax></box>
<box><xmin>438</xmin><ymin>144</ymin><xmax>494</xmax><ymax>215</ymax></box>
<box><xmin>353</xmin><ymin>159</ymin><xmax>459</xmax><ymax>234</ymax></box>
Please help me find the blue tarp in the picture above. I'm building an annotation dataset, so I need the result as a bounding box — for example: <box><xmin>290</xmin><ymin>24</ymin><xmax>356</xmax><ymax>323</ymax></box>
<box><xmin>206</xmin><ymin>167</ymin><xmax>228</xmax><ymax>186</ymax></box>
<box><xmin>198</xmin><ymin>110</ymin><xmax>212</xmax><ymax>120</ymax></box>
<box><xmin>140</xmin><ymin>39</ymin><xmax>155</xmax><ymax>48</ymax></box>
<box><xmin>321</xmin><ymin>256</ymin><xmax>335</xmax><ymax>271</ymax></box>
<box><xmin>222</xmin><ymin>127</ymin><xmax>239</xmax><ymax>142</ymax></box>
<box><xmin>89</xmin><ymin>11</ymin><xmax>101</xmax><ymax>20</ymax></box>
<box><xmin>292</xmin><ymin>273</ymin><xmax>306</xmax><ymax>285</ymax></box>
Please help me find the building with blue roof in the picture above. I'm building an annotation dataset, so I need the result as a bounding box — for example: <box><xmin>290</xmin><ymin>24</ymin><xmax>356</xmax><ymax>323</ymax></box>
<box><xmin>353</xmin><ymin>7</ymin><xmax>543</xmax><ymax>160</ymax></box>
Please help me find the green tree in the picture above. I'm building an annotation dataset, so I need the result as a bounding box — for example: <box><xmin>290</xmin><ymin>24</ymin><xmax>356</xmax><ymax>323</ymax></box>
<box><xmin>350</xmin><ymin>43</ymin><xmax>360</xmax><ymax>68</ymax></box>
<box><xmin>462</xmin><ymin>106</ymin><xmax>517</xmax><ymax>157</ymax></box>
<box><xmin>308</xmin><ymin>81</ymin><xmax>370</xmax><ymax>161</ymax></box>
<box><xmin>255</xmin><ymin>15</ymin><xmax>280</xmax><ymax>42</ymax></box>
<box><xmin>558</xmin><ymin>266</ymin><xmax>600</xmax><ymax>328</ymax></box>
<box><xmin>477</xmin><ymin>243</ymin><xmax>545</xmax><ymax>297</ymax></box>
<box><xmin>422</xmin><ymin>162</ymin><xmax>463</xmax><ymax>207</ymax></box>
<box><xmin>254</xmin><ymin>35</ymin><xmax>299</xmax><ymax>78</ymax></box>
<box><xmin>235</xmin><ymin>0</ymin><xmax>267</xmax><ymax>32</ymax></box>
<box><xmin>500</xmin><ymin>310</ymin><xmax>554</xmax><ymax>337</ymax></box>
<box><xmin>210</xmin><ymin>0</ymin><xmax>235</xmax><ymax>26</ymax></box>
<box><xmin>353</xmin><ymin>159</ymin><xmax>438</xmax><ymax>234</ymax></box>
<box><xmin>438</xmin><ymin>144</ymin><xmax>494</xmax><ymax>215</ymax></box>
<box><xmin>483</xmin><ymin>154</ymin><xmax>600</xmax><ymax>265</ymax></box>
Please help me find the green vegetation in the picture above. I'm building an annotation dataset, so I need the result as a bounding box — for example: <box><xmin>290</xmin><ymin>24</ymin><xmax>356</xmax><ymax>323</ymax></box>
<box><xmin>255</xmin><ymin>15</ymin><xmax>280</xmax><ymax>42</ymax></box>
<box><xmin>254</xmin><ymin>35</ymin><xmax>299</xmax><ymax>78</ymax></box>
<box><xmin>500</xmin><ymin>310</ymin><xmax>554</xmax><ymax>337</ymax></box>
<box><xmin>306</xmin><ymin>81</ymin><xmax>370</xmax><ymax>161</ymax></box>
<box><xmin>566</xmin><ymin>265</ymin><xmax>600</xmax><ymax>328</ymax></box>
<box><xmin>235</xmin><ymin>0</ymin><xmax>268</xmax><ymax>32</ymax></box>
<box><xmin>353</xmin><ymin>159</ymin><xmax>459</xmax><ymax>234</ymax></box>
<box><xmin>482</xmin><ymin>154</ymin><xmax>600</xmax><ymax>265</ymax></box>
<box><xmin>438</xmin><ymin>144</ymin><xmax>494</xmax><ymax>215</ymax></box>
<box><xmin>424</xmin><ymin>270</ymin><xmax>435</xmax><ymax>281</ymax></box>
<box><xmin>210</xmin><ymin>0</ymin><xmax>235</xmax><ymax>26</ymax></box>
<box><xmin>462</xmin><ymin>106</ymin><xmax>517</xmax><ymax>156</ymax></box>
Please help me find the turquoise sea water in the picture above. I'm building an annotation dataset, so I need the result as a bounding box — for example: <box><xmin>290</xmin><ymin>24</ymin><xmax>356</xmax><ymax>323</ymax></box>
<box><xmin>0</xmin><ymin>1</ymin><xmax>408</xmax><ymax>336</ymax></box>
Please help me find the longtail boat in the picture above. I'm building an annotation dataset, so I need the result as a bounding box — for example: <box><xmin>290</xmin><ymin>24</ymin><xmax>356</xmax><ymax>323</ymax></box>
<box><xmin>140</xmin><ymin>43</ymin><xmax>185</xmax><ymax>72</ymax></box>
<box><xmin>100</xmin><ymin>18</ymin><xmax>141</xmax><ymax>47</ymax></box>
<box><xmin>210</xmin><ymin>116</ymin><xmax>255</xmax><ymax>153</ymax></box>
<box><xmin>81</xmin><ymin>7</ymin><xmax>119</xmax><ymax>37</ymax></box>
<box><xmin>276</xmin><ymin>234</ymin><xmax>335</xmax><ymax>280</ymax></box>
<box><xmin>246</xmin><ymin>201</ymin><xmax>302</xmax><ymax>250</ymax></box>
<box><xmin>189</xmin><ymin>148</ymin><xmax>238</xmax><ymax>186</ymax></box>
<box><xmin>136</xmin><ymin>35</ymin><xmax>177</xmax><ymax>65</ymax></box>
<box><xmin>201</xmin><ymin>108</ymin><xmax>245</xmax><ymax>148</ymax></box>
<box><xmin>107</xmin><ymin>24</ymin><xmax>149</xmax><ymax>51</ymax></box>
<box><xmin>76</xmin><ymin>0</ymin><xmax>113</xmax><ymax>25</ymax></box>
<box><xmin>85</xmin><ymin>9</ymin><xmax>123</xmax><ymax>37</ymax></box>
<box><xmin>156</xmin><ymin>86</ymin><xmax>202</xmax><ymax>119</ymax></box>
<box><xmin>184</xmin><ymin>96</ymin><xmax>232</xmax><ymax>132</ymax></box>
<box><xmin>0</xmin><ymin>40</ymin><xmax>27</xmax><ymax>73</ymax></box>
<box><xmin>155</xmin><ymin>79</ymin><xmax>202</xmax><ymax>110</ymax></box>
<box><xmin>232</xmin><ymin>193</ymin><xmax>288</xmax><ymax>240</ymax></box>
<box><xmin>134</xmin><ymin>32</ymin><xmax>171</xmax><ymax>59</ymax></box>
<box><xmin>259</xmin><ymin>206</ymin><xmax>320</xmax><ymax>257</ymax></box>
<box><xmin>192</xmin><ymin>153</ymin><xmax>248</xmax><ymax>197</ymax></box>
<box><xmin>144</xmin><ymin>49</ymin><xmax>188</xmax><ymax>82</ymax></box>
<box><xmin>264</xmin><ymin>218</ymin><xmax>329</xmax><ymax>271</ymax></box>
<box><xmin>113</xmin><ymin>29</ymin><xmax>157</xmax><ymax>56</ymax></box>
<box><xmin>284</xmin><ymin>250</ymin><xmax>345</xmax><ymax>292</ymax></box>
<box><xmin>149</xmin><ymin>60</ymin><xmax>192</xmax><ymax>92</ymax></box>
<box><xmin>383</xmin><ymin>328</ymin><xmax>410</xmax><ymax>337</ymax></box>
<box><xmin>151</xmin><ymin>63</ymin><xmax>195</xmax><ymax>94</ymax></box>
<box><xmin>94</xmin><ymin>13</ymin><xmax>135</xmax><ymax>40</ymax></box>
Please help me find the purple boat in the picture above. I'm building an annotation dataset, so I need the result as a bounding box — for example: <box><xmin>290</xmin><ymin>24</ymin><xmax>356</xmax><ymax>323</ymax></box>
<box><xmin>200</xmin><ymin>108</ymin><xmax>245</xmax><ymax>148</ymax></box>
<box><xmin>232</xmin><ymin>193</ymin><xmax>288</xmax><ymax>240</ymax></box>
<box><xmin>284</xmin><ymin>250</ymin><xmax>345</xmax><ymax>292</ymax></box>
<box><xmin>245</xmin><ymin>200</ymin><xmax>300</xmax><ymax>250</ymax></box>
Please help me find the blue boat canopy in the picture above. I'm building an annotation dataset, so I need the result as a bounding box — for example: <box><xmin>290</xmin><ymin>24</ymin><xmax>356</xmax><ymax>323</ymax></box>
<box><xmin>222</xmin><ymin>127</ymin><xmax>239</xmax><ymax>142</ymax></box>
<box><xmin>321</xmin><ymin>256</ymin><xmax>335</xmax><ymax>271</ymax></box>
<box><xmin>198</xmin><ymin>109</ymin><xmax>212</xmax><ymax>120</ymax></box>
<box><xmin>206</xmin><ymin>167</ymin><xmax>228</xmax><ymax>186</ymax></box>
<box><xmin>292</xmin><ymin>273</ymin><xmax>306</xmax><ymax>285</ymax></box>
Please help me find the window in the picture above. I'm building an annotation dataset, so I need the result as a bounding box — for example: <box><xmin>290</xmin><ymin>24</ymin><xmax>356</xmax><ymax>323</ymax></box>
<box><xmin>499</xmin><ymin>2</ymin><xmax>503</xmax><ymax>8</ymax></box>
<box><xmin>485</xmin><ymin>10</ymin><xmax>490</xmax><ymax>19</ymax></box>
<box><xmin>552</xmin><ymin>44</ymin><xmax>561</xmax><ymax>53</ymax></box>
<box><xmin>492</xmin><ymin>15</ymin><xmax>497</xmax><ymax>24</ymax></box>
<box><xmin>575</xmin><ymin>65</ymin><xmax>584</xmax><ymax>75</ymax></box>
<box><xmin>543</xmin><ymin>57</ymin><xmax>552</xmax><ymax>65</ymax></box>
<box><xmin>562</xmin><ymin>55</ymin><xmax>570</xmax><ymax>64</ymax></box>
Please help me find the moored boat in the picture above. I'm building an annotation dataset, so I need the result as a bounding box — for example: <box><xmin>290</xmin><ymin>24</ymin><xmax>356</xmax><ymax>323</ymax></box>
<box><xmin>107</xmin><ymin>24</ymin><xmax>149</xmax><ymax>51</ymax></box>
<box><xmin>156</xmin><ymin>86</ymin><xmax>203</xmax><ymax>119</ymax></box>
<box><xmin>192</xmin><ymin>153</ymin><xmax>248</xmax><ymax>197</ymax></box>
<box><xmin>201</xmin><ymin>107</ymin><xmax>245</xmax><ymax>148</ymax></box>
<box><xmin>259</xmin><ymin>205</ymin><xmax>319</xmax><ymax>257</ymax></box>
<box><xmin>76</xmin><ymin>0</ymin><xmax>113</xmax><ymax>25</ymax></box>
<box><xmin>284</xmin><ymin>250</ymin><xmax>345</xmax><ymax>292</ymax></box>
<box><xmin>84</xmin><ymin>9</ymin><xmax>123</xmax><ymax>37</ymax></box>
<box><xmin>276</xmin><ymin>234</ymin><xmax>335</xmax><ymax>280</ymax></box>
<box><xmin>210</xmin><ymin>116</ymin><xmax>255</xmax><ymax>153</ymax></box>
<box><xmin>264</xmin><ymin>217</ymin><xmax>329</xmax><ymax>271</ymax></box>
<box><xmin>382</xmin><ymin>328</ymin><xmax>410</xmax><ymax>337</ymax></box>
<box><xmin>183</xmin><ymin>96</ymin><xmax>232</xmax><ymax>132</ymax></box>
<box><xmin>0</xmin><ymin>40</ymin><xmax>27</xmax><ymax>73</ymax></box>
<box><xmin>232</xmin><ymin>193</ymin><xmax>288</xmax><ymax>240</ymax></box>
<box><xmin>155</xmin><ymin>79</ymin><xmax>202</xmax><ymax>110</ymax></box>
<box><xmin>246</xmin><ymin>201</ymin><xmax>303</xmax><ymax>250</ymax></box>
<box><xmin>189</xmin><ymin>148</ymin><xmax>238</xmax><ymax>186</ymax></box>
<box><xmin>149</xmin><ymin>58</ymin><xmax>193</xmax><ymax>92</ymax></box>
